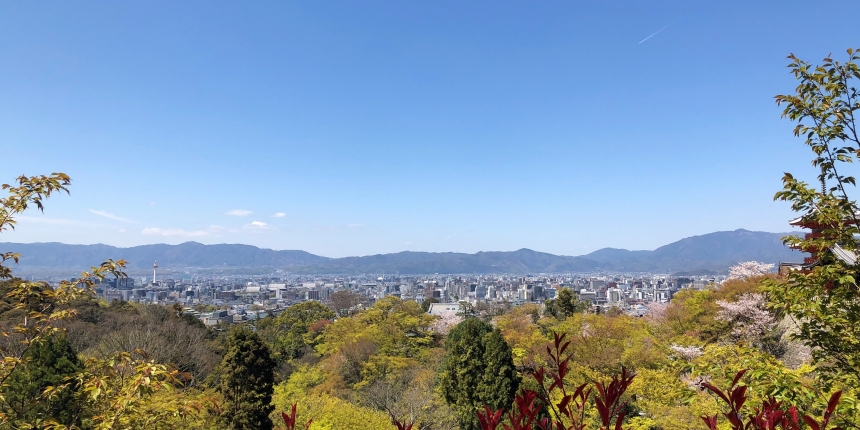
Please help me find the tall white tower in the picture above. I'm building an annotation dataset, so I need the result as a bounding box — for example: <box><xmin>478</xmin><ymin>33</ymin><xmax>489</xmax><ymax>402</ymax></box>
<box><xmin>152</xmin><ymin>261</ymin><xmax>158</xmax><ymax>284</ymax></box>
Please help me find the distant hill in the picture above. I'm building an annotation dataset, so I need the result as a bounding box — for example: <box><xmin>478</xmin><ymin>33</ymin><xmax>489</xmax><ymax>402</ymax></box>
<box><xmin>288</xmin><ymin>249</ymin><xmax>600</xmax><ymax>275</ymax></box>
<box><xmin>0</xmin><ymin>242</ymin><xmax>330</xmax><ymax>272</ymax></box>
<box><xmin>291</xmin><ymin>229</ymin><xmax>802</xmax><ymax>274</ymax></box>
<box><xmin>0</xmin><ymin>229</ymin><xmax>805</xmax><ymax>275</ymax></box>
<box><xmin>581</xmin><ymin>229</ymin><xmax>802</xmax><ymax>272</ymax></box>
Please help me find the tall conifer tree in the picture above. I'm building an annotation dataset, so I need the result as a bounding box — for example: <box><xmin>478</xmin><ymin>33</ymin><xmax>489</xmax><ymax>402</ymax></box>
<box><xmin>479</xmin><ymin>328</ymin><xmax>519</xmax><ymax>411</ymax></box>
<box><xmin>438</xmin><ymin>318</ymin><xmax>518</xmax><ymax>430</ymax></box>
<box><xmin>219</xmin><ymin>326</ymin><xmax>276</xmax><ymax>430</ymax></box>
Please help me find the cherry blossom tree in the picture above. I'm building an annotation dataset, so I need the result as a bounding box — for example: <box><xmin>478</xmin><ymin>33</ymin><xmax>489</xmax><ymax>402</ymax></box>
<box><xmin>669</xmin><ymin>344</ymin><xmax>703</xmax><ymax>361</ymax></box>
<box><xmin>645</xmin><ymin>302</ymin><xmax>668</xmax><ymax>324</ymax></box>
<box><xmin>716</xmin><ymin>293</ymin><xmax>775</xmax><ymax>344</ymax></box>
<box><xmin>431</xmin><ymin>311</ymin><xmax>463</xmax><ymax>335</ymax></box>
<box><xmin>727</xmin><ymin>261</ymin><xmax>775</xmax><ymax>280</ymax></box>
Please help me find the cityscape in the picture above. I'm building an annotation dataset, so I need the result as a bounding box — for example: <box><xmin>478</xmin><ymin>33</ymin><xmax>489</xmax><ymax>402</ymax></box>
<box><xmin>87</xmin><ymin>268</ymin><xmax>721</xmax><ymax>326</ymax></box>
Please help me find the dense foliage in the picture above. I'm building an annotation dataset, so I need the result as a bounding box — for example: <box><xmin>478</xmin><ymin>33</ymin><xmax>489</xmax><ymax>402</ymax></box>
<box><xmin>0</xmin><ymin>334</ymin><xmax>84</xmax><ymax>427</ymax></box>
<box><xmin>439</xmin><ymin>318</ymin><xmax>519</xmax><ymax>430</ymax></box>
<box><xmin>257</xmin><ymin>301</ymin><xmax>337</xmax><ymax>362</ymax></box>
<box><xmin>544</xmin><ymin>287</ymin><xmax>589</xmax><ymax>320</ymax></box>
<box><xmin>219</xmin><ymin>326</ymin><xmax>276</xmax><ymax>430</ymax></box>
<box><xmin>765</xmin><ymin>48</ymin><xmax>860</xmax><ymax>388</ymax></box>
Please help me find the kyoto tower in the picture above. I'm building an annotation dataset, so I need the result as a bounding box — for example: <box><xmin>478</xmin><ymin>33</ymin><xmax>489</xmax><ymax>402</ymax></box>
<box><xmin>152</xmin><ymin>261</ymin><xmax>158</xmax><ymax>284</ymax></box>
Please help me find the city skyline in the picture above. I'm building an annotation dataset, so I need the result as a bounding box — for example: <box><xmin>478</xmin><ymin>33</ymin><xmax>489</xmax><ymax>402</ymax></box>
<box><xmin>3</xmin><ymin>1</ymin><xmax>858</xmax><ymax>257</ymax></box>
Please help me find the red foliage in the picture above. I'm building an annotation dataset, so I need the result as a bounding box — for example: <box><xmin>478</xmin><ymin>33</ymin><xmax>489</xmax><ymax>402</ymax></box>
<box><xmin>291</xmin><ymin>337</ymin><xmax>845</xmax><ymax>430</ymax></box>
<box><xmin>471</xmin><ymin>334</ymin><xmax>843</xmax><ymax>430</ymax></box>
<box><xmin>476</xmin><ymin>406</ymin><xmax>504</xmax><ymax>430</ymax></box>
<box><xmin>307</xmin><ymin>319</ymin><xmax>332</xmax><ymax>335</ymax></box>
<box><xmin>393</xmin><ymin>421</ymin><xmax>414</xmax><ymax>430</ymax></box>
<box><xmin>476</xmin><ymin>332</ymin><xmax>635</xmax><ymax>430</ymax></box>
<box><xmin>701</xmin><ymin>370</ymin><xmax>843</xmax><ymax>430</ymax></box>
<box><xmin>281</xmin><ymin>403</ymin><xmax>313</xmax><ymax>430</ymax></box>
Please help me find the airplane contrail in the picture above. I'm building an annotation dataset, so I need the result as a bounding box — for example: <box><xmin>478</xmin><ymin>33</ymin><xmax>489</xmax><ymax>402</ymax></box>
<box><xmin>638</xmin><ymin>23</ymin><xmax>673</xmax><ymax>45</ymax></box>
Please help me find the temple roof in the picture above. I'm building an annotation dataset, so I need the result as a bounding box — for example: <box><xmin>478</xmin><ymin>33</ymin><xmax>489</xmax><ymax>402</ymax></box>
<box><xmin>832</xmin><ymin>243</ymin><xmax>858</xmax><ymax>265</ymax></box>
<box><xmin>789</xmin><ymin>210</ymin><xmax>860</xmax><ymax>227</ymax></box>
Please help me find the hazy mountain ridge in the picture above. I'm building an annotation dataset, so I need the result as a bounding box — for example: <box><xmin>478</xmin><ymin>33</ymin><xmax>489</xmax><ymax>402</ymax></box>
<box><xmin>1</xmin><ymin>229</ymin><xmax>804</xmax><ymax>275</ymax></box>
<box><xmin>0</xmin><ymin>241</ymin><xmax>330</xmax><ymax>271</ymax></box>
<box><xmin>289</xmin><ymin>249</ymin><xmax>601</xmax><ymax>275</ymax></box>
<box><xmin>579</xmin><ymin>229</ymin><xmax>801</xmax><ymax>272</ymax></box>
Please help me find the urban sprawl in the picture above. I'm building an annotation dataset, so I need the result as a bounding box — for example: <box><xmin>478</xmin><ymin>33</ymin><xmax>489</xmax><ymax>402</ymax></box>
<box><xmin>35</xmin><ymin>264</ymin><xmax>724</xmax><ymax>326</ymax></box>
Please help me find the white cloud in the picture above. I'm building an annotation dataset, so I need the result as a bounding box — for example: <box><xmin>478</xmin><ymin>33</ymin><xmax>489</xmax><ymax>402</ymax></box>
<box><xmin>405</xmin><ymin>241</ymin><xmax>412</xmax><ymax>245</ymax></box>
<box><xmin>272</xmin><ymin>212</ymin><xmax>286</xmax><ymax>218</ymax></box>
<box><xmin>89</xmin><ymin>209</ymin><xmax>138</xmax><ymax>223</ymax></box>
<box><xmin>347</xmin><ymin>223</ymin><xmax>365</xmax><ymax>228</ymax></box>
<box><xmin>243</xmin><ymin>221</ymin><xmax>273</xmax><ymax>230</ymax></box>
<box><xmin>208</xmin><ymin>225</ymin><xmax>226</xmax><ymax>233</ymax></box>
<box><xmin>225</xmin><ymin>209</ymin><xmax>253</xmax><ymax>216</ymax></box>
<box><xmin>141</xmin><ymin>227</ymin><xmax>210</xmax><ymax>237</ymax></box>
<box><xmin>118</xmin><ymin>228</ymin><xmax>126</xmax><ymax>233</ymax></box>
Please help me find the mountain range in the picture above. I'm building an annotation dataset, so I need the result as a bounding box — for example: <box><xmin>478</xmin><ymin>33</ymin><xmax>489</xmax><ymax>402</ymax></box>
<box><xmin>1</xmin><ymin>229</ymin><xmax>804</xmax><ymax>275</ymax></box>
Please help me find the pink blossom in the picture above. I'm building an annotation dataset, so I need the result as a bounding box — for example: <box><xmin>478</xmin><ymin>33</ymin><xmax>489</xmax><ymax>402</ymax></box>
<box><xmin>645</xmin><ymin>302</ymin><xmax>668</xmax><ymax>323</ymax></box>
<box><xmin>670</xmin><ymin>344</ymin><xmax>703</xmax><ymax>361</ymax></box>
<box><xmin>727</xmin><ymin>261</ymin><xmax>774</xmax><ymax>280</ymax></box>
<box><xmin>716</xmin><ymin>293</ymin><xmax>775</xmax><ymax>343</ymax></box>
<box><xmin>431</xmin><ymin>311</ymin><xmax>463</xmax><ymax>335</ymax></box>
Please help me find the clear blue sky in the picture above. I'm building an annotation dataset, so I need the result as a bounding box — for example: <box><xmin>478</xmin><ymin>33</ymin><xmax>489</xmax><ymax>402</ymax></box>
<box><xmin>2</xmin><ymin>1</ymin><xmax>858</xmax><ymax>257</ymax></box>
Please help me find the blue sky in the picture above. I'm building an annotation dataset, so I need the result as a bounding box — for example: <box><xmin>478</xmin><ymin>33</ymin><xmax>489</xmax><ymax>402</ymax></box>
<box><xmin>2</xmin><ymin>1</ymin><xmax>858</xmax><ymax>258</ymax></box>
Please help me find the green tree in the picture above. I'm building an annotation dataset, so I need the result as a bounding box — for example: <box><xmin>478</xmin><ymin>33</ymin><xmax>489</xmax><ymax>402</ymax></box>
<box><xmin>0</xmin><ymin>174</ymin><xmax>192</xmax><ymax>428</ymax></box>
<box><xmin>1</xmin><ymin>334</ymin><xmax>84</xmax><ymax>427</ymax></box>
<box><xmin>479</xmin><ymin>328</ymin><xmax>519</xmax><ymax>412</ymax></box>
<box><xmin>765</xmin><ymin>48</ymin><xmax>860</xmax><ymax>386</ymax></box>
<box><xmin>438</xmin><ymin>318</ymin><xmax>519</xmax><ymax>430</ymax></box>
<box><xmin>0</xmin><ymin>174</ymin><xmax>134</xmax><ymax>426</ymax></box>
<box><xmin>272</xmin><ymin>301</ymin><xmax>336</xmax><ymax>360</ymax></box>
<box><xmin>219</xmin><ymin>326</ymin><xmax>276</xmax><ymax>430</ymax></box>
<box><xmin>662</xmin><ymin>288</ymin><xmax>723</xmax><ymax>341</ymax></box>
<box><xmin>545</xmin><ymin>287</ymin><xmax>588</xmax><ymax>320</ymax></box>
